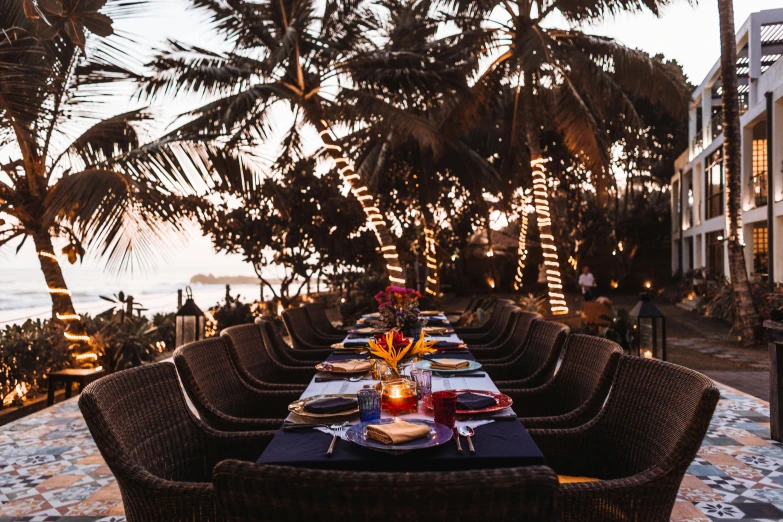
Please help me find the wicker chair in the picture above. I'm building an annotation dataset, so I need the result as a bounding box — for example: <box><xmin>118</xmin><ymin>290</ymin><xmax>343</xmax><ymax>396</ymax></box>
<box><xmin>502</xmin><ymin>334</ymin><xmax>623</xmax><ymax>429</ymax></box>
<box><xmin>282</xmin><ymin>307</ymin><xmax>336</xmax><ymax>350</ymax></box>
<box><xmin>456</xmin><ymin>301</ymin><xmax>518</xmax><ymax>344</ymax></box>
<box><xmin>304</xmin><ymin>302</ymin><xmax>348</xmax><ymax>337</ymax></box>
<box><xmin>452</xmin><ymin>298</ymin><xmax>510</xmax><ymax>337</ymax></box>
<box><xmin>213</xmin><ymin>461</ymin><xmax>558</xmax><ymax>522</ymax></box>
<box><xmin>259</xmin><ymin>319</ymin><xmax>333</xmax><ymax>364</ymax></box>
<box><xmin>78</xmin><ymin>363</ymin><xmax>275</xmax><ymax>522</ymax></box>
<box><xmin>443</xmin><ymin>295</ymin><xmax>482</xmax><ymax>318</ymax></box>
<box><xmin>174</xmin><ymin>338</ymin><xmax>297</xmax><ymax>431</ymax></box>
<box><xmin>529</xmin><ymin>357</ymin><xmax>720</xmax><ymax>522</ymax></box>
<box><xmin>470</xmin><ymin>312</ymin><xmax>539</xmax><ymax>362</ymax></box>
<box><xmin>221</xmin><ymin>324</ymin><xmax>313</xmax><ymax>387</ymax></box>
<box><xmin>483</xmin><ymin>320</ymin><xmax>569</xmax><ymax>387</ymax></box>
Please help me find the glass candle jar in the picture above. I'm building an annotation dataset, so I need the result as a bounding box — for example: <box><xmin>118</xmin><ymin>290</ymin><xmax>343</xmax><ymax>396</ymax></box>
<box><xmin>380</xmin><ymin>378</ymin><xmax>418</xmax><ymax>415</ymax></box>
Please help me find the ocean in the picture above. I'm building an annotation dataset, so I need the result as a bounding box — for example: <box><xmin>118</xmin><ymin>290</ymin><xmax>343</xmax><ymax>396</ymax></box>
<box><xmin>0</xmin><ymin>268</ymin><xmax>275</xmax><ymax>327</ymax></box>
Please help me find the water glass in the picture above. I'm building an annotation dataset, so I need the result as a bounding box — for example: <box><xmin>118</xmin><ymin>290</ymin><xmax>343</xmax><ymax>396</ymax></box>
<box><xmin>410</xmin><ymin>369</ymin><xmax>432</xmax><ymax>399</ymax></box>
<box><xmin>357</xmin><ymin>387</ymin><xmax>381</xmax><ymax>422</ymax></box>
<box><xmin>432</xmin><ymin>390</ymin><xmax>457</xmax><ymax>429</ymax></box>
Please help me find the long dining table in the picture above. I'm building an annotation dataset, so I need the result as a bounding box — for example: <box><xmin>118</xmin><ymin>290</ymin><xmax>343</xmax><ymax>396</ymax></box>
<box><xmin>257</xmin><ymin>312</ymin><xmax>545</xmax><ymax>471</ymax></box>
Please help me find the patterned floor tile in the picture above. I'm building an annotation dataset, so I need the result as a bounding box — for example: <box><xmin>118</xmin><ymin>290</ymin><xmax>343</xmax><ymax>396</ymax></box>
<box><xmin>0</xmin><ymin>381</ymin><xmax>782</xmax><ymax>521</ymax></box>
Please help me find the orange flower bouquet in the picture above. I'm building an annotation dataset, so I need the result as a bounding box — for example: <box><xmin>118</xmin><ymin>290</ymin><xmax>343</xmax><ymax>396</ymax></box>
<box><xmin>368</xmin><ymin>330</ymin><xmax>438</xmax><ymax>375</ymax></box>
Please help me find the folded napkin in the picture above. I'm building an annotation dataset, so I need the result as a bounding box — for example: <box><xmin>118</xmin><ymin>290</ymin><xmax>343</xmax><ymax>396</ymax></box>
<box><xmin>352</xmin><ymin>327</ymin><xmax>377</xmax><ymax>334</ymax></box>
<box><xmin>420</xmin><ymin>311</ymin><xmax>444</xmax><ymax>316</ymax></box>
<box><xmin>304</xmin><ymin>397</ymin><xmax>358</xmax><ymax>414</ymax></box>
<box><xmin>429</xmin><ymin>359</ymin><xmax>471</xmax><ymax>370</ymax></box>
<box><xmin>363</xmin><ymin>313</ymin><xmax>381</xmax><ymax>318</ymax></box>
<box><xmin>433</xmin><ymin>341</ymin><xmax>463</xmax><ymax>349</ymax></box>
<box><xmin>456</xmin><ymin>392</ymin><xmax>497</xmax><ymax>410</ymax></box>
<box><xmin>424</xmin><ymin>327</ymin><xmax>449</xmax><ymax>334</ymax></box>
<box><xmin>366</xmin><ymin>421</ymin><xmax>431</xmax><ymax>445</ymax></box>
<box><xmin>326</xmin><ymin>360</ymin><xmax>372</xmax><ymax>373</ymax></box>
<box><xmin>341</xmin><ymin>340</ymin><xmax>370</xmax><ymax>348</ymax></box>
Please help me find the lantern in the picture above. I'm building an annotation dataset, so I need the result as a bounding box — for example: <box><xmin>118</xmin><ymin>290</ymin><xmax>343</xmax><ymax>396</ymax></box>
<box><xmin>175</xmin><ymin>286</ymin><xmax>206</xmax><ymax>348</ymax></box>
<box><xmin>629</xmin><ymin>292</ymin><xmax>667</xmax><ymax>360</ymax></box>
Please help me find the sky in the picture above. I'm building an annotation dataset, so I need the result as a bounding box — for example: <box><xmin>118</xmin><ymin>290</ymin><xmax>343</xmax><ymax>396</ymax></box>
<box><xmin>3</xmin><ymin>0</ymin><xmax>783</xmax><ymax>282</ymax></box>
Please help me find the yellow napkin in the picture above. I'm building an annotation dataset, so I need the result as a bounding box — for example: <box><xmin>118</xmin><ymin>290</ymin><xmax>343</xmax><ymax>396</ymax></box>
<box><xmin>420</xmin><ymin>311</ymin><xmax>444</xmax><ymax>316</ymax></box>
<box><xmin>327</xmin><ymin>360</ymin><xmax>372</xmax><ymax>373</ymax></box>
<box><xmin>429</xmin><ymin>359</ymin><xmax>471</xmax><ymax>370</ymax></box>
<box><xmin>366</xmin><ymin>421</ymin><xmax>431</xmax><ymax>445</ymax></box>
<box><xmin>355</xmin><ymin>327</ymin><xmax>376</xmax><ymax>334</ymax></box>
<box><xmin>424</xmin><ymin>327</ymin><xmax>448</xmax><ymax>334</ymax></box>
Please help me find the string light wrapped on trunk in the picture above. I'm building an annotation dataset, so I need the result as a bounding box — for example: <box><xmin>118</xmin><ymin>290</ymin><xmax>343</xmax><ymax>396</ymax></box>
<box><xmin>423</xmin><ymin>227</ymin><xmax>438</xmax><ymax>296</ymax></box>
<box><xmin>37</xmin><ymin>251</ymin><xmax>95</xmax><ymax>354</ymax></box>
<box><xmin>319</xmin><ymin>122</ymin><xmax>405</xmax><ymax>285</ymax></box>
<box><xmin>514</xmin><ymin>209</ymin><xmax>529</xmax><ymax>291</ymax></box>
<box><xmin>530</xmin><ymin>159</ymin><xmax>569</xmax><ymax>315</ymax></box>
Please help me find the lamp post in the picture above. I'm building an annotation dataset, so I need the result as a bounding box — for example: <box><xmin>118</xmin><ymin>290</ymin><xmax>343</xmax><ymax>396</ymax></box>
<box><xmin>175</xmin><ymin>286</ymin><xmax>206</xmax><ymax>348</ymax></box>
<box><xmin>629</xmin><ymin>292</ymin><xmax>667</xmax><ymax>361</ymax></box>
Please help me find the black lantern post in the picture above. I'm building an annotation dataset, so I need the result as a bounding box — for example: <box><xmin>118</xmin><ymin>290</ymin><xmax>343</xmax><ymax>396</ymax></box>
<box><xmin>629</xmin><ymin>292</ymin><xmax>667</xmax><ymax>360</ymax></box>
<box><xmin>175</xmin><ymin>286</ymin><xmax>206</xmax><ymax>348</ymax></box>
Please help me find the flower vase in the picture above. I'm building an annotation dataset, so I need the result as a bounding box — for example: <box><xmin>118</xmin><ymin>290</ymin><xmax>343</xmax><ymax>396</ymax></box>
<box><xmin>403</xmin><ymin>325</ymin><xmax>422</xmax><ymax>339</ymax></box>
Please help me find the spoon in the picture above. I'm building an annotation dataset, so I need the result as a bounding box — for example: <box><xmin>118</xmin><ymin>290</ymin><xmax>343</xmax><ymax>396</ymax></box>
<box><xmin>458</xmin><ymin>426</ymin><xmax>475</xmax><ymax>454</ymax></box>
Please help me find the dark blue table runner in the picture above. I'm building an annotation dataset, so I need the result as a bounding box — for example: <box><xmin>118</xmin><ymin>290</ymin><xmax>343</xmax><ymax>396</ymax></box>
<box><xmin>257</xmin><ymin>320</ymin><xmax>546</xmax><ymax>471</ymax></box>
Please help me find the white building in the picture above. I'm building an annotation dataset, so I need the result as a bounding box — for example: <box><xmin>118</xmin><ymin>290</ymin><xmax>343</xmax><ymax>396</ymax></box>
<box><xmin>671</xmin><ymin>9</ymin><xmax>783</xmax><ymax>283</ymax></box>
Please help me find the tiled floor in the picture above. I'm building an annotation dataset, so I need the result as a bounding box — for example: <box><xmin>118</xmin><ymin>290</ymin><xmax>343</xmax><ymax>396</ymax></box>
<box><xmin>0</xmin><ymin>384</ymin><xmax>781</xmax><ymax>521</ymax></box>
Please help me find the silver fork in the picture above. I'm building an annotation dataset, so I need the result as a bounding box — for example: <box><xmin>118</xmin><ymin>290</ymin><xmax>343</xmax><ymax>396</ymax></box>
<box><xmin>326</xmin><ymin>423</ymin><xmax>346</xmax><ymax>457</ymax></box>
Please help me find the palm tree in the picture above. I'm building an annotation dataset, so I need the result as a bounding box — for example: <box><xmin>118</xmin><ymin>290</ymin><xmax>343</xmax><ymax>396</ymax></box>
<box><xmin>439</xmin><ymin>0</ymin><xmax>689</xmax><ymax>313</ymax></box>
<box><xmin>139</xmin><ymin>0</ymin><xmax>407</xmax><ymax>285</ymax></box>
<box><xmin>718</xmin><ymin>0</ymin><xmax>759</xmax><ymax>344</ymax></box>
<box><xmin>0</xmin><ymin>0</ymin><xmax>240</xmax><ymax>346</ymax></box>
<box><xmin>334</xmin><ymin>0</ymin><xmax>499</xmax><ymax>296</ymax></box>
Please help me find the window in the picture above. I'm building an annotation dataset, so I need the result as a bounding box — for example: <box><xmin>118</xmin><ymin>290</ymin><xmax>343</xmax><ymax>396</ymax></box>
<box><xmin>750</xmin><ymin>123</ymin><xmax>768</xmax><ymax>208</ymax></box>
<box><xmin>707</xmin><ymin>230</ymin><xmax>725</xmax><ymax>279</ymax></box>
<box><xmin>753</xmin><ymin>223</ymin><xmax>769</xmax><ymax>277</ymax></box>
<box><xmin>705</xmin><ymin>149</ymin><xmax>724</xmax><ymax>219</ymax></box>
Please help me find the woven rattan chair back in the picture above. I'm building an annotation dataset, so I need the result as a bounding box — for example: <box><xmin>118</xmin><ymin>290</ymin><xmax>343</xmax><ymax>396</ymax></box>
<box><xmin>213</xmin><ymin>461</ymin><xmax>558</xmax><ymax>522</ymax></box>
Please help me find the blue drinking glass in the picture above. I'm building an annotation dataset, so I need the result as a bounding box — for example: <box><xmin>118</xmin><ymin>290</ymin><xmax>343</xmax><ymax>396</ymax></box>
<box><xmin>357</xmin><ymin>387</ymin><xmax>381</xmax><ymax>422</ymax></box>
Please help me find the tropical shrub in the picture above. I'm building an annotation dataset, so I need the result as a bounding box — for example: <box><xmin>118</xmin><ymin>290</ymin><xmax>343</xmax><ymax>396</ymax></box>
<box><xmin>696</xmin><ymin>277</ymin><xmax>783</xmax><ymax>327</ymax></box>
<box><xmin>0</xmin><ymin>320</ymin><xmax>69</xmax><ymax>407</ymax></box>
<box><xmin>208</xmin><ymin>293</ymin><xmax>260</xmax><ymax>333</ymax></box>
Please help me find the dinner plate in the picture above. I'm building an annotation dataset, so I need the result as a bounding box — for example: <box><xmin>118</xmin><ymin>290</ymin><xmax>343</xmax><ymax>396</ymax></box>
<box><xmin>345</xmin><ymin>419</ymin><xmax>452</xmax><ymax>452</ymax></box>
<box><xmin>288</xmin><ymin>394</ymin><xmax>360</xmax><ymax>418</ymax></box>
<box><xmin>420</xmin><ymin>389</ymin><xmax>513</xmax><ymax>415</ymax></box>
<box><xmin>413</xmin><ymin>359</ymin><xmax>483</xmax><ymax>373</ymax></box>
<box><xmin>315</xmin><ymin>361</ymin><xmax>372</xmax><ymax>374</ymax></box>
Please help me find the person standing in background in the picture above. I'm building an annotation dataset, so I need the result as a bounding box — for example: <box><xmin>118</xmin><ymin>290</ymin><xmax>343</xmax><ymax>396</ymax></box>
<box><xmin>579</xmin><ymin>266</ymin><xmax>597</xmax><ymax>301</ymax></box>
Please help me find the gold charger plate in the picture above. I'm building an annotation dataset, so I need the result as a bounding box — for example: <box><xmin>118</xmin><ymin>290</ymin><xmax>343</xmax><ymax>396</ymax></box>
<box><xmin>288</xmin><ymin>394</ymin><xmax>360</xmax><ymax>418</ymax></box>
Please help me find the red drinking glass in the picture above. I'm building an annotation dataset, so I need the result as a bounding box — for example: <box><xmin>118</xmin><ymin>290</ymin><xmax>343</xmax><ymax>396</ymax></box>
<box><xmin>432</xmin><ymin>390</ymin><xmax>457</xmax><ymax>429</ymax></box>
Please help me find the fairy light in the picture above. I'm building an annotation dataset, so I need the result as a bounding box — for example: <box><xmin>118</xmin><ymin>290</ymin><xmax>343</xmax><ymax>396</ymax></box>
<box><xmin>423</xmin><ymin>227</ymin><xmax>438</xmax><ymax>296</ymax></box>
<box><xmin>531</xmin><ymin>160</ymin><xmax>569</xmax><ymax>315</ymax></box>
<box><xmin>73</xmin><ymin>351</ymin><xmax>98</xmax><ymax>359</ymax></box>
<box><xmin>38</xmin><ymin>251</ymin><xmax>92</xmax><ymax>345</ymax></box>
<box><xmin>514</xmin><ymin>209</ymin><xmax>529</xmax><ymax>291</ymax></box>
<box><xmin>320</xmin><ymin>121</ymin><xmax>405</xmax><ymax>285</ymax></box>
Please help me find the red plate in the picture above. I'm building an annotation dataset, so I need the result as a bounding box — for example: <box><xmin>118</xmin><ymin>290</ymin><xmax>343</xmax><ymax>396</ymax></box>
<box><xmin>420</xmin><ymin>389</ymin><xmax>513</xmax><ymax>415</ymax></box>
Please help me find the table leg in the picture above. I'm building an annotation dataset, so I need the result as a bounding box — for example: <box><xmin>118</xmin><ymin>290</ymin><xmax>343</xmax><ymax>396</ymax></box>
<box><xmin>47</xmin><ymin>380</ymin><xmax>56</xmax><ymax>406</ymax></box>
<box><xmin>771</xmin><ymin>343</ymin><xmax>783</xmax><ymax>442</ymax></box>
<box><xmin>64</xmin><ymin>381</ymin><xmax>73</xmax><ymax>400</ymax></box>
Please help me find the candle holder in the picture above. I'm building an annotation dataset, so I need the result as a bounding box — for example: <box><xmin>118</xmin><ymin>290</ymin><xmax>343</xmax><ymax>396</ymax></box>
<box><xmin>380</xmin><ymin>379</ymin><xmax>418</xmax><ymax>415</ymax></box>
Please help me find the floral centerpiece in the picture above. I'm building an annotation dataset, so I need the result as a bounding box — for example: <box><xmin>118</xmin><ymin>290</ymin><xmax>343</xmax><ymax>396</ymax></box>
<box><xmin>368</xmin><ymin>330</ymin><xmax>437</xmax><ymax>378</ymax></box>
<box><xmin>375</xmin><ymin>286</ymin><xmax>424</xmax><ymax>337</ymax></box>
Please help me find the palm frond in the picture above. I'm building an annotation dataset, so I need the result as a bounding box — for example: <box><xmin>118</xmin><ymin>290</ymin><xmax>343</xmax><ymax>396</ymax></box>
<box><xmin>552</xmin><ymin>0</ymin><xmax>688</xmax><ymax>23</ymax></box>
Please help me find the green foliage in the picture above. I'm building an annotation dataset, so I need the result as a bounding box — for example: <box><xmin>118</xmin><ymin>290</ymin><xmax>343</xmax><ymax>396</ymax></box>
<box><xmin>199</xmin><ymin>158</ymin><xmax>379</xmax><ymax>307</ymax></box>
<box><xmin>0</xmin><ymin>320</ymin><xmax>69</xmax><ymax>407</ymax></box>
<box><xmin>208</xmin><ymin>294</ymin><xmax>258</xmax><ymax>332</ymax></box>
<box><xmin>695</xmin><ymin>277</ymin><xmax>783</xmax><ymax>328</ymax></box>
<box><xmin>84</xmin><ymin>312</ymin><xmax>167</xmax><ymax>373</ymax></box>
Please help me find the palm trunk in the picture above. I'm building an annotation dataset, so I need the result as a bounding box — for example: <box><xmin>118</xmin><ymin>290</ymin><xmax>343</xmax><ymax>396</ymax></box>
<box><xmin>718</xmin><ymin>0</ymin><xmax>760</xmax><ymax>344</ymax></box>
<box><xmin>514</xmin><ymin>208</ymin><xmax>529</xmax><ymax>291</ymax></box>
<box><xmin>32</xmin><ymin>231</ymin><xmax>87</xmax><ymax>343</ymax></box>
<box><xmin>315</xmin><ymin>121</ymin><xmax>405</xmax><ymax>285</ymax></box>
<box><xmin>524</xmin><ymin>77</ymin><xmax>569</xmax><ymax>315</ymax></box>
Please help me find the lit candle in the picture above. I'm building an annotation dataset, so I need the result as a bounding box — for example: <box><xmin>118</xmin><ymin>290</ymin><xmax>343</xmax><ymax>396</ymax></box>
<box><xmin>381</xmin><ymin>380</ymin><xmax>418</xmax><ymax>415</ymax></box>
<box><xmin>643</xmin><ymin>350</ymin><xmax>653</xmax><ymax>359</ymax></box>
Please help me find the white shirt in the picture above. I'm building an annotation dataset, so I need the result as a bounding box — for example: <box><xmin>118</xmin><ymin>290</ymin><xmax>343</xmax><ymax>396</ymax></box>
<box><xmin>578</xmin><ymin>273</ymin><xmax>596</xmax><ymax>293</ymax></box>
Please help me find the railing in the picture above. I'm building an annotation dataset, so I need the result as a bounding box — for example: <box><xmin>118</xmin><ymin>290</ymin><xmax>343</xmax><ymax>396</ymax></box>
<box><xmin>749</xmin><ymin>173</ymin><xmax>768</xmax><ymax>208</ymax></box>
<box><xmin>691</xmin><ymin>129</ymin><xmax>704</xmax><ymax>157</ymax></box>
